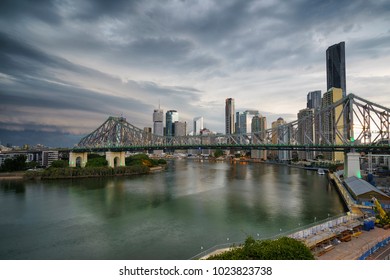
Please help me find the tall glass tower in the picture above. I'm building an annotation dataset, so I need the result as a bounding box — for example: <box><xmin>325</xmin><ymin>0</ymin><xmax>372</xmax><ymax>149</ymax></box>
<box><xmin>225</xmin><ymin>98</ymin><xmax>235</xmax><ymax>134</ymax></box>
<box><xmin>326</xmin><ymin>42</ymin><xmax>346</xmax><ymax>97</ymax></box>
<box><xmin>166</xmin><ymin>110</ymin><xmax>179</xmax><ymax>136</ymax></box>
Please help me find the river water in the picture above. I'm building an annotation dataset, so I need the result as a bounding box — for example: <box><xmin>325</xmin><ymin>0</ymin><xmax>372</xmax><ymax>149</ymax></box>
<box><xmin>0</xmin><ymin>160</ymin><xmax>346</xmax><ymax>260</ymax></box>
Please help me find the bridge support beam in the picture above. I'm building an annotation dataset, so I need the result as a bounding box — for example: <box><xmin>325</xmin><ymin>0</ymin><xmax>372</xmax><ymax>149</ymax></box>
<box><xmin>345</xmin><ymin>152</ymin><xmax>361</xmax><ymax>179</ymax></box>
<box><xmin>69</xmin><ymin>152</ymin><xmax>88</xmax><ymax>167</ymax></box>
<box><xmin>106</xmin><ymin>151</ymin><xmax>126</xmax><ymax>168</ymax></box>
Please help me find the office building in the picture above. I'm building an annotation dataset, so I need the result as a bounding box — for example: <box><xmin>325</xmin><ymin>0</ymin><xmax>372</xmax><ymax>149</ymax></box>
<box><xmin>326</xmin><ymin>42</ymin><xmax>346</xmax><ymax>97</ymax></box>
<box><xmin>297</xmin><ymin>108</ymin><xmax>315</xmax><ymax>160</ymax></box>
<box><xmin>174</xmin><ymin>121</ymin><xmax>187</xmax><ymax>137</ymax></box>
<box><xmin>236</xmin><ymin>110</ymin><xmax>259</xmax><ymax>134</ymax></box>
<box><xmin>166</xmin><ymin>110</ymin><xmax>179</xmax><ymax>137</ymax></box>
<box><xmin>225</xmin><ymin>98</ymin><xmax>235</xmax><ymax>134</ymax></box>
<box><xmin>251</xmin><ymin>114</ymin><xmax>267</xmax><ymax>134</ymax></box>
<box><xmin>251</xmin><ymin>114</ymin><xmax>267</xmax><ymax>160</ymax></box>
<box><xmin>153</xmin><ymin>108</ymin><xmax>164</xmax><ymax>136</ymax></box>
<box><xmin>271</xmin><ymin>117</ymin><xmax>289</xmax><ymax>161</ymax></box>
<box><xmin>193</xmin><ymin>117</ymin><xmax>204</xmax><ymax>135</ymax></box>
<box><xmin>42</xmin><ymin>151</ymin><xmax>59</xmax><ymax>167</ymax></box>
<box><xmin>235</xmin><ymin>112</ymin><xmax>242</xmax><ymax>134</ymax></box>
<box><xmin>307</xmin><ymin>90</ymin><xmax>322</xmax><ymax>109</ymax></box>
<box><xmin>321</xmin><ymin>87</ymin><xmax>344</xmax><ymax>161</ymax></box>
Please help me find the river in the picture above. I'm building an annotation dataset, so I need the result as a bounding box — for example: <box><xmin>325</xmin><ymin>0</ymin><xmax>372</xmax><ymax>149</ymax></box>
<box><xmin>0</xmin><ymin>160</ymin><xmax>346</xmax><ymax>259</ymax></box>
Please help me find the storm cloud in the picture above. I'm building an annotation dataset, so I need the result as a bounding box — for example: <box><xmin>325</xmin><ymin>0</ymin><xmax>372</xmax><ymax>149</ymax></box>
<box><xmin>0</xmin><ymin>0</ymin><xmax>389</xmax><ymax>147</ymax></box>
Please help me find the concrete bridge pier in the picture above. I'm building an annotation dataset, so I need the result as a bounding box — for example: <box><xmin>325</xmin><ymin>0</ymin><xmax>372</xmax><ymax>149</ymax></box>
<box><xmin>69</xmin><ymin>152</ymin><xmax>88</xmax><ymax>167</ymax></box>
<box><xmin>106</xmin><ymin>151</ymin><xmax>126</xmax><ymax>168</ymax></box>
<box><xmin>345</xmin><ymin>152</ymin><xmax>361</xmax><ymax>178</ymax></box>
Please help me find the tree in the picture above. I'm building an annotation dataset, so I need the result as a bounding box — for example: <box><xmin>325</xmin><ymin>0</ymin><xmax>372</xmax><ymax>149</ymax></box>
<box><xmin>207</xmin><ymin>236</ymin><xmax>314</xmax><ymax>260</ymax></box>
<box><xmin>0</xmin><ymin>155</ymin><xmax>27</xmax><ymax>172</ymax></box>
<box><xmin>86</xmin><ymin>156</ymin><xmax>108</xmax><ymax>167</ymax></box>
<box><xmin>51</xmin><ymin>160</ymin><xmax>69</xmax><ymax>168</ymax></box>
<box><xmin>214</xmin><ymin>149</ymin><xmax>224</xmax><ymax>158</ymax></box>
<box><xmin>125</xmin><ymin>154</ymin><xmax>157</xmax><ymax>167</ymax></box>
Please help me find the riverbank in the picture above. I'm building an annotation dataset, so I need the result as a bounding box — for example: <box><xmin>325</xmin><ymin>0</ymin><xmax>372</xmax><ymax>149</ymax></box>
<box><xmin>0</xmin><ymin>172</ymin><xmax>25</xmax><ymax>180</ymax></box>
<box><xmin>0</xmin><ymin>165</ymin><xmax>166</xmax><ymax>181</ymax></box>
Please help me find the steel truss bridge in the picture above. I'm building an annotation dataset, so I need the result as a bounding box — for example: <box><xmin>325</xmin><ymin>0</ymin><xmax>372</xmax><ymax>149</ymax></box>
<box><xmin>74</xmin><ymin>94</ymin><xmax>390</xmax><ymax>154</ymax></box>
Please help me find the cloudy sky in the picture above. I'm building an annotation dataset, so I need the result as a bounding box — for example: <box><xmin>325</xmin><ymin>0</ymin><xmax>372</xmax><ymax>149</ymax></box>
<box><xmin>1</xmin><ymin>0</ymin><xmax>389</xmax><ymax>147</ymax></box>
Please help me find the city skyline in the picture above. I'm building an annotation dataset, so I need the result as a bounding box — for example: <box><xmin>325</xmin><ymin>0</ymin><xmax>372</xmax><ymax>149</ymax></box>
<box><xmin>1</xmin><ymin>1</ymin><xmax>390</xmax><ymax>147</ymax></box>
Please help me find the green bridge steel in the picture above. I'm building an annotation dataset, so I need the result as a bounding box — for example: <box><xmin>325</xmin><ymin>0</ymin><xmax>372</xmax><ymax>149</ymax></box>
<box><xmin>73</xmin><ymin>94</ymin><xmax>390</xmax><ymax>153</ymax></box>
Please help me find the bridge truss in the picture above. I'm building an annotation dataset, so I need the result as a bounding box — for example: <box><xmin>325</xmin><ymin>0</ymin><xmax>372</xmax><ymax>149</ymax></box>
<box><xmin>76</xmin><ymin>94</ymin><xmax>389</xmax><ymax>155</ymax></box>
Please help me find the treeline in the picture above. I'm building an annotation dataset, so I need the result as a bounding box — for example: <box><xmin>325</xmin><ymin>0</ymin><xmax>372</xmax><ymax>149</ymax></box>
<box><xmin>0</xmin><ymin>155</ymin><xmax>37</xmax><ymax>172</ymax></box>
<box><xmin>207</xmin><ymin>236</ymin><xmax>314</xmax><ymax>260</ymax></box>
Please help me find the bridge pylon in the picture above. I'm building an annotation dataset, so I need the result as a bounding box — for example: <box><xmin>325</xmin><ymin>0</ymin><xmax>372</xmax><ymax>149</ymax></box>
<box><xmin>105</xmin><ymin>151</ymin><xmax>126</xmax><ymax>168</ymax></box>
<box><xmin>69</xmin><ymin>152</ymin><xmax>88</xmax><ymax>168</ymax></box>
<box><xmin>345</xmin><ymin>152</ymin><xmax>361</xmax><ymax>178</ymax></box>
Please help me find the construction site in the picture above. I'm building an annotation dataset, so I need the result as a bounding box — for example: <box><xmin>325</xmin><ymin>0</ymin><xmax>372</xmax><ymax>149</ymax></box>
<box><xmin>294</xmin><ymin>169</ymin><xmax>390</xmax><ymax>259</ymax></box>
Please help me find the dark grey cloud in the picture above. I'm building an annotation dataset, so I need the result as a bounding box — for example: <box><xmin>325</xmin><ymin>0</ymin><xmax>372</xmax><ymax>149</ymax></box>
<box><xmin>1</xmin><ymin>0</ymin><xmax>389</xmax><ymax>146</ymax></box>
<box><xmin>0</xmin><ymin>29</ymin><xmax>210</xmax><ymax>143</ymax></box>
<box><xmin>0</xmin><ymin>0</ymin><xmax>61</xmax><ymax>24</ymax></box>
<box><xmin>0</xmin><ymin>31</ymin><xmax>151</xmax><ymax>114</ymax></box>
<box><xmin>68</xmin><ymin>0</ymin><xmax>141</xmax><ymax>21</ymax></box>
<box><xmin>0</xmin><ymin>128</ymin><xmax>81</xmax><ymax>148</ymax></box>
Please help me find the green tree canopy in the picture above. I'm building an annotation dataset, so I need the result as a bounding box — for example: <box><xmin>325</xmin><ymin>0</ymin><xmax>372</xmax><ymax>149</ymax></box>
<box><xmin>51</xmin><ymin>160</ymin><xmax>69</xmax><ymax>168</ymax></box>
<box><xmin>86</xmin><ymin>156</ymin><xmax>108</xmax><ymax>167</ymax></box>
<box><xmin>0</xmin><ymin>155</ymin><xmax>27</xmax><ymax>172</ymax></box>
<box><xmin>207</xmin><ymin>236</ymin><xmax>314</xmax><ymax>260</ymax></box>
<box><xmin>214</xmin><ymin>149</ymin><xmax>224</xmax><ymax>158</ymax></box>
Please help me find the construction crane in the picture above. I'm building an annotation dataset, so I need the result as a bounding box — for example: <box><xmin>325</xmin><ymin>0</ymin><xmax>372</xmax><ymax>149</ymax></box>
<box><xmin>372</xmin><ymin>197</ymin><xmax>390</xmax><ymax>228</ymax></box>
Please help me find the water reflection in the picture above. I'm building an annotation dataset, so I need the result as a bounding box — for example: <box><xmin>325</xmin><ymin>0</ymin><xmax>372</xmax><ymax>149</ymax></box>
<box><xmin>0</xmin><ymin>180</ymin><xmax>26</xmax><ymax>194</ymax></box>
<box><xmin>0</xmin><ymin>161</ymin><xmax>346</xmax><ymax>260</ymax></box>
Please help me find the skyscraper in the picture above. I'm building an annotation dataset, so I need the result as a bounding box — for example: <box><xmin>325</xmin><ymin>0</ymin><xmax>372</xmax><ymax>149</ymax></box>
<box><xmin>193</xmin><ymin>117</ymin><xmax>204</xmax><ymax>135</ymax></box>
<box><xmin>165</xmin><ymin>110</ymin><xmax>179</xmax><ymax>136</ymax></box>
<box><xmin>225</xmin><ymin>98</ymin><xmax>235</xmax><ymax>134</ymax></box>
<box><xmin>307</xmin><ymin>90</ymin><xmax>322</xmax><ymax>109</ymax></box>
<box><xmin>251</xmin><ymin>114</ymin><xmax>267</xmax><ymax>160</ymax></box>
<box><xmin>306</xmin><ymin>90</ymin><xmax>322</xmax><ymax>157</ymax></box>
<box><xmin>174</xmin><ymin>121</ymin><xmax>187</xmax><ymax>136</ymax></box>
<box><xmin>326</xmin><ymin>42</ymin><xmax>346</xmax><ymax>97</ymax></box>
<box><xmin>271</xmin><ymin>117</ymin><xmax>289</xmax><ymax>161</ymax></box>
<box><xmin>235</xmin><ymin>110</ymin><xmax>259</xmax><ymax>134</ymax></box>
<box><xmin>153</xmin><ymin>108</ymin><xmax>164</xmax><ymax>136</ymax></box>
<box><xmin>321</xmin><ymin>87</ymin><xmax>344</xmax><ymax>161</ymax></box>
<box><xmin>297</xmin><ymin>108</ymin><xmax>315</xmax><ymax>160</ymax></box>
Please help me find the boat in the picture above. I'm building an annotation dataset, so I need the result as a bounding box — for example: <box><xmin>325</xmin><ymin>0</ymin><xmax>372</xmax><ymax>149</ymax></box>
<box><xmin>317</xmin><ymin>168</ymin><xmax>325</xmax><ymax>175</ymax></box>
